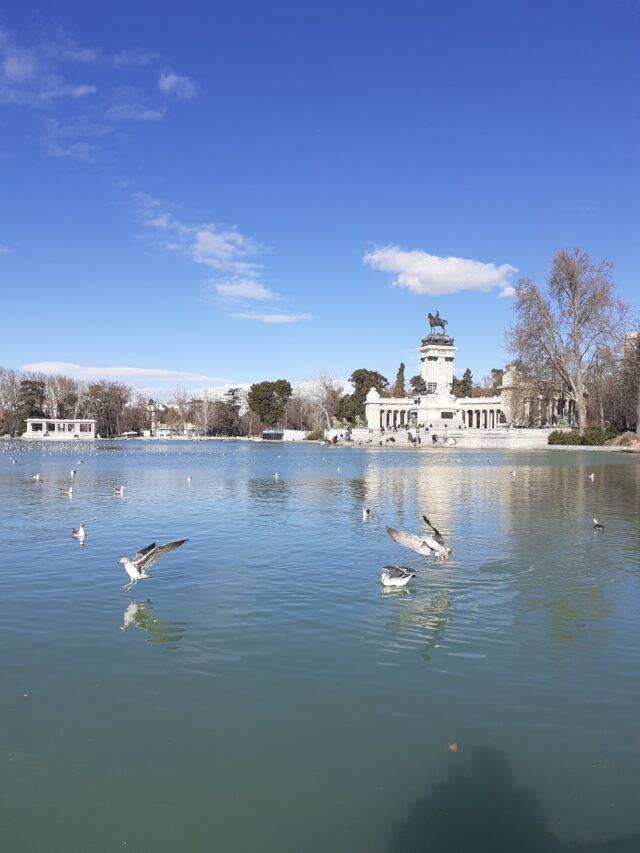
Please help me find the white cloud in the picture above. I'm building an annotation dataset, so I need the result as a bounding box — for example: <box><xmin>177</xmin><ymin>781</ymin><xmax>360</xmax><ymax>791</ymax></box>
<box><xmin>231</xmin><ymin>311</ymin><xmax>312</xmax><ymax>324</ymax></box>
<box><xmin>22</xmin><ymin>362</ymin><xmax>224</xmax><ymax>384</ymax></box>
<box><xmin>363</xmin><ymin>245</ymin><xmax>517</xmax><ymax>296</ymax></box>
<box><xmin>158</xmin><ymin>68</ymin><xmax>196</xmax><ymax>99</ymax></box>
<box><xmin>133</xmin><ymin>192</ymin><xmax>311</xmax><ymax>323</ymax></box>
<box><xmin>3</xmin><ymin>50</ymin><xmax>38</xmax><ymax>83</ymax></box>
<box><xmin>106</xmin><ymin>103</ymin><xmax>165</xmax><ymax>121</ymax></box>
<box><xmin>70</xmin><ymin>84</ymin><xmax>96</xmax><ymax>97</ymax></box>
<box><xmin>134</xmin><ymin>193</ymin><xmax>263</xmax><ymax>277</ymax></box>
<box><xmin>499</xmin><ymin>285</ymin><xmax>516</xmax><ymax>298</ymax></box>
<box><xmin>113</xmin><ymin>49</ymin><xmax>158</xmax><ymax>68</ymax></box>
<box><xmin>211</xmin><ymin>279</ymin><xmax>276</xmax><ymax>301</ymax></box>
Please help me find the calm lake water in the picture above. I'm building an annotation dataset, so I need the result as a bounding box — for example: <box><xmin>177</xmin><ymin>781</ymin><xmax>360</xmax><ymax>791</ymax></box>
<box><xmin>1</xmin><ymin>440</ymin><xmax>639</xmax><ymax>852</ymax></box>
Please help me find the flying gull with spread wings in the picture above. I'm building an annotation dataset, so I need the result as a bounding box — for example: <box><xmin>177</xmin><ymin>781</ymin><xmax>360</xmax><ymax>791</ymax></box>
<box><xmin>118</xmin><ymin>540</ymin><xmax>188</xmax><ymax>589</ymax></box>
<box><xmin>386</xmin><ymin>521</ymin><xmax>451</xmax><ymax>560</ymax></box>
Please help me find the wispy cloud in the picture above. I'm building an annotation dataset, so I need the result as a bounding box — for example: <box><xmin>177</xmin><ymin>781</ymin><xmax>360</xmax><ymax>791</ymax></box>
<box><xmin>1</xmin><ymin>23</ymin><xmax>193</xmax><ymax>161</ymax></box>
<box><xmin>231</xmin><ymin>311</ymin><xmax>312</xmax><ymax>324</ymax></box>
<box><xmin>106</xmin><ymin>102</ymin><xmax>165</xmax><ymax>121</ymax></box>
<box><xmin>499</xmin><ymin>285</ymin><xmax>516</xmax><ymax>298</ymax></box>
<box><xmin>134</xmin><ymin>192</ymin><xmax>264</xmax><ymax>277</ymax></box>
<box><xmin>23</xmin><ymin>361</ymin><xmax>224</xmax><ymax>384</ymax></box>
<box><xmin>133</xmin><ymin>192</ymin><xmax>310</xmax><ymax>324</ymax></box>
<box><xmin>113</xmin><ymin>48</ymin><xmax>158</xmax><ymax>68</ymax></box>
<box><xmin>0</xmin><ymin>243</ymin><xmax>10</xmax><ymax>254</ymax></box>
<box><xmin>364</xmin><ymin>245</ymin><xmax>517</xmax><ymax>296</ymax></box>
<box><xmin>158</xmin><ymin>68</ymin><xmax>196</xmax><ymax>99</ymax></box>
<box><xmin>211</xmin><ymin>278</ymin><xmax>276</xmax><ymax>301</ymax></box>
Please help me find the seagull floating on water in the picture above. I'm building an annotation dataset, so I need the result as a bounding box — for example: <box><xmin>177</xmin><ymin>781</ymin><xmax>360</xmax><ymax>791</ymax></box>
<box><xmin>32</xmin><ymin>474</ymin><xmax>40</xmax><ymax>481</ymax></box>
<box><xmin>588</xmin><ymin>473</ymin><xmax>595</xmax><ymax>481</ymax></box>
<box><xmin>380</xmin><ymin>565</ymin><xmax>416</xmax><ymax>588</ymax></box>
<box><xmin>593</xmin><ymin>518</ymin><xmax>605</xmax><ymax>530</ymax></box>
<box><xmin>362</xmin><ymin>507</ymin><xmax>371</xmax><ymax>521</ymax></box>
<box><xmin>72</xmin><ymin>523</ymin><xmax>85</xmax><ymax>540</ymax></box>
<box><xmin>272</xmin><ymin>471</ymin><xmax>278</xmax><ymax>480</ymax></box>
<box><xmin>386</xmin><ymin>522</ymin><xmax>451</xmax><ymax>560</ymax></box>
<box><xmin>187</xmin><ymin>475</ymin><xmax>192</xmax><ymax>482</ymax></box>
<box><xmin>62</xmin><ymin>486</ymin><xmax>73</xmax><ymax>496</ymax></box>
<box><xmin>118</xmin><ymin>539</ymin><xmax>188</xmax><ymax>589</ymax></box>
<box><xmin>509</xmin><ymin>470</ymin><xmax>516</xmax><ymax>477</ymax></box>
<box><xmin>113</xmin><ymin>486</ymin><xmax>125</xmax><ymax>495</ymax></box>
<box><xmin>70</xmin><ymin>470</ymin><xmax>77</xmax><ymax>477</ymax></box>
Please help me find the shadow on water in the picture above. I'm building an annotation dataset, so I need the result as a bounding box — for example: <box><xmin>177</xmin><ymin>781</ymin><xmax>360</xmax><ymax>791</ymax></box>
<box><xmin>120</xmin><ymin>599</ymin><xmax>186</xmax><ymax>646</ymax></box>
<box><xmin>387</xmin><ymin>746</ymin><xmax>640</xmax><ymax>853</ymax></box>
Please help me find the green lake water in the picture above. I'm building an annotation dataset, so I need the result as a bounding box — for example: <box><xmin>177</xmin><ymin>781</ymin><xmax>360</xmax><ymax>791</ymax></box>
<box><xmin>1</xmin><ymin>441</ymin><xmax>639</xmax><ymax>852</ymax></box>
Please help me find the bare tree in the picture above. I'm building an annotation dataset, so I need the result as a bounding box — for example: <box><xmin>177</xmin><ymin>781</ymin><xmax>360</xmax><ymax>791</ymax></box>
<box><xmin>507</xmin><ymin>247</ymin><xmax>627</xmax><ymax>434</ymax></box>
<box><xmin>172</xmin><ymin>384</ymin><xmax>190</xmax><ymax>429</ymax></box>
<box><xmin>298</xmin><ymin>375</ymin><xmax>343</xmax><ymax>432</ymax></box>
<box><xmin>194</xmin><ymin>390</ymin><xmax>214</xmax><ymax>436</ymax></box>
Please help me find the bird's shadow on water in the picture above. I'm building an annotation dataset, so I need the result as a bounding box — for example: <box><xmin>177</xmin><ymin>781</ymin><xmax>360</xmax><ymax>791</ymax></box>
<box><xmin>387</xmin><ymin>746</ymin><xmax>640</xmax><ymax>853</ymax></box>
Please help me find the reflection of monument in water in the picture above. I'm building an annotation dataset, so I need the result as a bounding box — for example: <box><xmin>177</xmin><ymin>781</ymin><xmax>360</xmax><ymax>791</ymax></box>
<box><xmin>365</xmin><ymin>311</ymin><xmax>507</xmax><ymax>432</ymax></box>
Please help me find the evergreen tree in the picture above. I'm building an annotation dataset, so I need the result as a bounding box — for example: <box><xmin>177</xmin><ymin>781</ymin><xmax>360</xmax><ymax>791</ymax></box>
<box><xmin>337</xmin><ymin>369</ymin><xmax>388</xmax><ymax>423</ymax></box>
<box><xmin>409</xmin><ymin>375</ymin><xmax>427</xmax><ymax>395</ymax></box>
<box><xmin>392</xmin><ymin>362</ymin><xmax>406</xmax><ymax>397</ymax></box>
<box><xmin>247</xmin><ymin>380</ymin><xmax>292</xmax><ymax>426</ymax></box>
<box><xmin>460</xmin><ymin>368</ymin><xmax>473</xmax><ymax>397</ymax></box>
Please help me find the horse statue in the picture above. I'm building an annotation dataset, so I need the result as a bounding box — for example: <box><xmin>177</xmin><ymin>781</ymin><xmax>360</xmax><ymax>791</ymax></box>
<box><xmin>428</xmin><ymin>311</ymin><xmax>448</xmax><ymax>334</ymax></box>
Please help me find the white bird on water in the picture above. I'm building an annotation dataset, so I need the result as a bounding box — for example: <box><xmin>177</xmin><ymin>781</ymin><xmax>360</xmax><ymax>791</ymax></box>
<box><xmin>362</xmin><ymin>506</ymin><xmax>371</xmax><ymax>521</ymax></box>
<box><xmin>62</xmin><ymin>486</ymin><xmax>73</xmax><ymax>496</ymax></box>
<box><xmin>118</xmin><ymin>539</ymin><xmax>188</xmax><ymax>589</ymax></box>
<box><xmin>272</xmin><ymin>471</ymin><xmax>278</xmax><ymax>480</ymax></box>
<box><xmin>593</xmin><ymin>518</ymin><xmax>605</xmax><ymax>530</ymax></box>
<box><xmin>70</xmin><ymin>470</ymin><xmax>77</xmax><ymax>477</ymax></box>
<box><xmin>72</xmin><ymin>523</ymin><xmax>85</xmax><ymax>541</ymax></box>
<box><xmin>380</xmin><ymin>565</ymin><xmax>416</xmax><ymax>588</ymax></box>
<box><xmin>113</xmin><ymin>486</ymin><xmax>125</xmax><ymax>495</ymax></box>
<box><xmin>509</xmin><ymin>470</ymin><xmax>516</xmax><ymax>477</ymax></box>
<box><xmin>32</xmin><ymin>474</ymin><xmax>40</xmax><ymax>481</ymax></box>
<box><xmin>187</xmin><ymin>475</ymin><xmax>192</xmax><ymax>483</ymax></box>
<box><xmin>588</xmin><ymin>473</ymin><xmax>595</xmax><ymax>481</ymax></box>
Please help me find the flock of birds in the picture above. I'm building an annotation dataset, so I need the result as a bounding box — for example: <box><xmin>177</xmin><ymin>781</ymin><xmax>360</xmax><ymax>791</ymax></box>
<box><xmin>5</xmin><ymin>448</ymin><xmax>606</xmax><ymax>591</ymax></box>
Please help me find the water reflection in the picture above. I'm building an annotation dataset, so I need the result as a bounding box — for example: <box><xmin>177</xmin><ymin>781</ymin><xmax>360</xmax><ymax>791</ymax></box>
<box><xmin>387</xmin><ymin>746</ymin><xmax>640</xmax><ymax>853</ymax></box>
<box><xmin>120</xmin><ymin>599</ymin><xmax>186</xmax><ymax>646</ymax></box>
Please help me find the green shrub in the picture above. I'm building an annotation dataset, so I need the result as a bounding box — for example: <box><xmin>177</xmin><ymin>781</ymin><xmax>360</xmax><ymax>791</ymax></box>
<box><xmin>582</xmin><ymin>426</ymin><xmax>617</xmax><ymax>446</ymax></box>
<box><xmin>304</xmin><ymin>429</ymin><xmax>325</xmax><ymax>441</ymax></box>
<box><xmin>548</xmin><ymin>430</ymin><xmax>582</xmax><ymax>445</ymax></box>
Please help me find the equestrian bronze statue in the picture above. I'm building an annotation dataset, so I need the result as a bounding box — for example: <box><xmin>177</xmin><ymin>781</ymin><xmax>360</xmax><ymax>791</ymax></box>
<box><xmin>428</xmin><ymin>311</ymin><xmax>448</xmax><ymax>334</ymax></box>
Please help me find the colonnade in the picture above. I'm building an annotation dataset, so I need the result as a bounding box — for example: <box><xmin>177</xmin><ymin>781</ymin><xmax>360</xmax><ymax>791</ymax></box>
<box><xmin>462</xmin><ymin>408</ymin><xmax>503</xmax><ymax>429</ymax></box>
<box><xmin>379</xmin><ymin>408</ymin><xmax>418</xmax><ymax>429</ymax></box>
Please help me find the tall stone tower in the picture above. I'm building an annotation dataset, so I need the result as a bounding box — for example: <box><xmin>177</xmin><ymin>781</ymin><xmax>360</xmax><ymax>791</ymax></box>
<box><xmin>415</xmin><ymin>316</ymin><xmax>460</xmax><ymax>428</ymax></box>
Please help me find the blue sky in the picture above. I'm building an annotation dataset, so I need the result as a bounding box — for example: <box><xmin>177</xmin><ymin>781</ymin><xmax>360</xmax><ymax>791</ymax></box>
<box><xmin>1</xmin><ymin>1</ymin><xmax>638</xmax><ymax>397</ymax></box>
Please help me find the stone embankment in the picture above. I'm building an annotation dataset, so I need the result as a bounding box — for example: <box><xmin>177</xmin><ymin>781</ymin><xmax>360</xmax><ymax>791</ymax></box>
<box><xmin>344</xmin><ymin>427</ymin><xmax>557</xmax><ymax>450</ymax></box>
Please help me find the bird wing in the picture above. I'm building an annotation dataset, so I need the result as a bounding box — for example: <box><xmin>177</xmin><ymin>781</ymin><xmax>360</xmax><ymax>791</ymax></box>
<box><xmin>133</xmin><ymin>543</ymin><xmax>156</xmax><ymax>562</ymax></box>
<box><xmin>423</xmin><ymin>516</ymin><xmax>446</xmax><ymax>547</ymax></box>
<box><xmin>384</xmin><ymin>565</ymin><xmax>414</xmax><ymax>578</ymax></box>
<box><xmin>386</xmin><ymin>526</ymin><xmax>433</xmax><ymax>556</ymax></box>
<box><xmin>136</xmin><ymin>539</ymin><xmax>188</xmax><ymax>571</ymax></box>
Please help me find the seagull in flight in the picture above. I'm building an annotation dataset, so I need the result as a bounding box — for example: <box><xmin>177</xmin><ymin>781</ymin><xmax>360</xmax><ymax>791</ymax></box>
<box><xmin>422</xmin><ymin>516</ymin><xmax>448</xmax><ymax>550</ymax></box>
<box><xmin>72</xmin><ymin>523</ymin><xmax>85</xmax><ymax>541</ymax></box>
<box><xmin>118</xmin><ymin>539</ymin><xmax>188</xmax><ymax>589</ymax></box>
<box><xmin>380</xmin><ymin>565</ymin><xmax>416</xmax><ymax>588</ymax></box>
<box><xmin>386</xmin><ymin>525</ymin><xmax>451</xmax><ymax>560</ymax></box>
